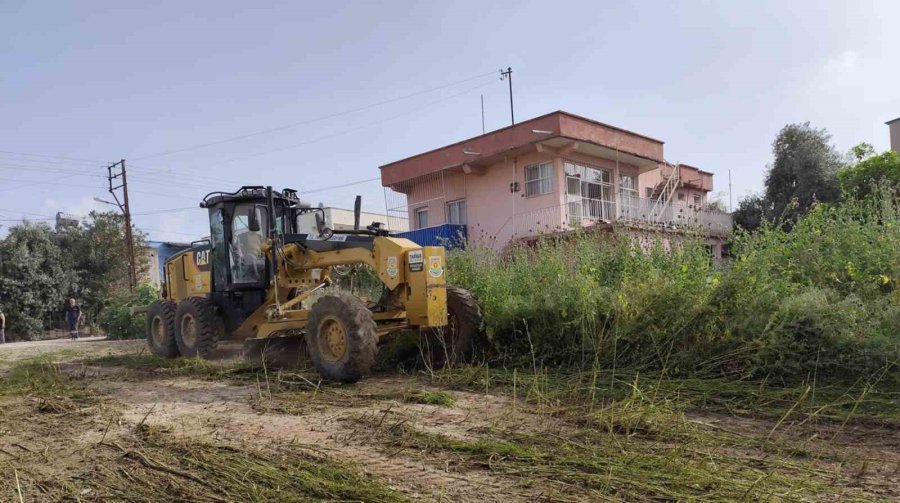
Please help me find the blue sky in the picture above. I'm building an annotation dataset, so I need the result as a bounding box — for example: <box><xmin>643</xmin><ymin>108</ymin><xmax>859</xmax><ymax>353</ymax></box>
<box><xmin>1</xmin><ymin>0</ymin><xmax>898</xmax><ymax>241</ymax></box>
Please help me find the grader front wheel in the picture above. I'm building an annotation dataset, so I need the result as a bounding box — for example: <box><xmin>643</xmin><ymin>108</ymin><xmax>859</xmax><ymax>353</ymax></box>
<box><xmin>306</xmin><ymin>293</ymin><xmax>377</xmax><ymax>383</ymax></box>
<box><xmin>174</xmin><ymin>297</ymin><xmax>222</xmax><ymax>359</ymax></box>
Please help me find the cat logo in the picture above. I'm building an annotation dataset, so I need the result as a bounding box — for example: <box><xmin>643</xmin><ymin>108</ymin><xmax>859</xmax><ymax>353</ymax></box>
<box><xmin>195</xmin><ymin>250</ymin><xmax>209</xmax><ymax>267</ymax></box>
<box><xmin>428</xmin><ymin>256</ymin><xmax>443</xmax><ymax>278</ymax></box>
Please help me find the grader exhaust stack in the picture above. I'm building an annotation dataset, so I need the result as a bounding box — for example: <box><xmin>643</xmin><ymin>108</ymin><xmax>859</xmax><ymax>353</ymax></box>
<box><xmin>145</xmin><ymin>186</ymin><xmax>482</xmax><ymax>383</ymax></box>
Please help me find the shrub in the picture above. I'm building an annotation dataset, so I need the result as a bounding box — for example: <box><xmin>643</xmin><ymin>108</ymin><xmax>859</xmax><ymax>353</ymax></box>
<box><xmin>98</xmin><ymin>283</ymin><xmax>158</xmax><ymax>340</ymax></box>
<box><xmin>448</xmin><ymin>193</ymin><xmax>900</xmax><ymax>384</ymax></box>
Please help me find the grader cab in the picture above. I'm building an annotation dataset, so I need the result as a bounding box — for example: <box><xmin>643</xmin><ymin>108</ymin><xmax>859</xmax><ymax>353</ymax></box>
<box><xmin>146</xmin><ymin>186</ymin><xmax>481</xmax><ymax>383</ymax></box>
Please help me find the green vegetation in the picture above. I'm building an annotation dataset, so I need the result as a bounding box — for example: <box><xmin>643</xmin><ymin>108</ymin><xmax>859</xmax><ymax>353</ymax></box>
<box><xmin>98</xmin><ymin>283</ymin><xmax>159</xmax><ymax>339</ymax></box>
<box><xmin>449</xmin><ymin>192</ymin><xmax>899</xmax><ymax>384</ymax></box>
<box><xmin>0</xmin><ymin>357</ymin><xmax>90</xmax><ymax>399</ymax></box>
<box><xmin>83</xmin><ymin>429</ymin><xmax>409</xmax><ymax>503</ymax></box>
<box><xmin>360</xmin><ymin>372</ymin><xmax>883</xmax><ymax>501</ymax></box>
<box><xmin>733</xmin><ymin>122</ymin><xmax>844</xmax><ymax>231</ymax></box>
<box><xmin>430</xmin><ymin>366</ymin><xmax>900</xmax><ymax>426</ymax></box>
<box><xmin>406</xmin><ymin>390</ymin><xmax>456</xmax><ymax>406</ymax></box>
<box><xmin>0</xmin><ymin>211</ymin><xmax>149</xmax><ymax>339</ymax></box>
<box><xmin>839</xmin><ymin>149</ymin><xmax>900</xmax><ymax>199</ymax></box>
<box><xmin>83</xmin><ymin>352</ymin><xmax>263</xmax><ymax>380</ymax></box>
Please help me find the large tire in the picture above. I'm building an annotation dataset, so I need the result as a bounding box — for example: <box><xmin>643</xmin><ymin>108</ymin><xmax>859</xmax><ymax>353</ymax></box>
<box><xmin>427</xmin><ymin>287</ymin><xmax>484</xmax><ymax>367</ymax></box>
<box><xmin>147</xmin><ymin>300</ymin><xmax>179</xmax><ymax>358</ymax></box>
<box><xmin>306</xmin><ymin>293</ymin><xmax>377</xmax><ymax>383</ymax></box>
<box><xmin>174</xmin><ymin>297</ymin><xmax>221</xmax><ymax>359</ymax></box>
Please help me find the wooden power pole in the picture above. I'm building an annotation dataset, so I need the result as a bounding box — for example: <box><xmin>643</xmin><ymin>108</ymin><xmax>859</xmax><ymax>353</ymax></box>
<box><xmin>107</xmin><ymin>159</ymin><xmax>136</xmax><ymax>291</ymax></box>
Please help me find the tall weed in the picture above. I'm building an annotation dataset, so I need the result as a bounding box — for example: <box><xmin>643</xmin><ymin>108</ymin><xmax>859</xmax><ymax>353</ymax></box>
<box><xmin>448</xmin><ymin>194</ymin><xmax>899</xmax><ymax>383</ymax></box>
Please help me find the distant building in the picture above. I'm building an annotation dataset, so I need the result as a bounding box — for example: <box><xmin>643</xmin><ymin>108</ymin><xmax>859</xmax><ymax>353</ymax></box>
<box><xmin>144</xmin><ymin>241</ymin><xmax>191</xmax><ymax>289</ymax></box>
<box><xmin>296</xmin><ymin>207</ymin><xmax>406</xmax><ymax>234</ymax></box>
<box><xmin>887</xmin><ymin>117</ymin><xmax>900</xmax><ymax>153</ymax></box>
<box><xmin>55</xmin><ymin>212</ymin><xmax>79</xmax><ymax>230</ymax></box>
<box><xmin>381</xmin><ymin>110</ymin><xmax>731</xmax><ymax>257</ymax></box>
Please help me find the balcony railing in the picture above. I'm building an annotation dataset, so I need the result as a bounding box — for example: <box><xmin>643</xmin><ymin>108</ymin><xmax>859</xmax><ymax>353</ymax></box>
<box><xmin>486</xmin><ymin>196</ymin><xmax>732</xmax><ymax>249</ymax></box>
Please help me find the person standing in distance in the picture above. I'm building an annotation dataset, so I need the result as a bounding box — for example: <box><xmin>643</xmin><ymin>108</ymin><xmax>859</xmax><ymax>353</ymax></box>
<box><xmin>0</xmin><ymin>307</ymin><xmax>5</xmax><ymax>343</ymax></box>
<box><xmin>64</xmin><ymin>298</ymin><xmax>82</xmax><ymax>340</ymax></box>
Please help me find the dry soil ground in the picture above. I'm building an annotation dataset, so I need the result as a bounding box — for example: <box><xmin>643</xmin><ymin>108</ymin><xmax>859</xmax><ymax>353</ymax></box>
<box><xmin>1</xmin><ymin>337</ymin><xmax>899</xmax><ymax>502</ymax></box>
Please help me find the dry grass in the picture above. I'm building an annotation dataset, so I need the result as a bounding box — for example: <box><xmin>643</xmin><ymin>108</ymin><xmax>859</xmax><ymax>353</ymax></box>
<box><xmin>3</xmin><ymin>352</ymin><xmax>900</xmax><ymax>501</ymax></box>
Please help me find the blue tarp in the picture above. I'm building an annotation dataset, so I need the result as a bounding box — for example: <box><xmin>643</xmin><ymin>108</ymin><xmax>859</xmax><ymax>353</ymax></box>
<box><xmin>396</xmin><ymin>224</ymin><xmax>467</xmax><ymax>249</ymax></box>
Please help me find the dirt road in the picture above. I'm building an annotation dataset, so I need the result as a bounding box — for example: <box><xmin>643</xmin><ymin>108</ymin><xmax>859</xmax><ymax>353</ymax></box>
<box><xmin>1</xmin><ymin>337</ymin><xmax>899</xmax><ymax>502</ymax></box>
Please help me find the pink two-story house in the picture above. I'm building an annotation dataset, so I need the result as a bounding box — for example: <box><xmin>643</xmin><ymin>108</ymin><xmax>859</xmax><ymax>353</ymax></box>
<box><xmin>381</xmin><ymin>111</ymin><xmax>731</xmax><ymax>256</ymax></box>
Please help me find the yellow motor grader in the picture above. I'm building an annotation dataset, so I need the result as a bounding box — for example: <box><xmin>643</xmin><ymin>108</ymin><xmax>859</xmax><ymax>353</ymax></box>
<box><xmin>146</xmin><ymin>186</ymin><xmax>481</xmax><ymax>382</ymax></box>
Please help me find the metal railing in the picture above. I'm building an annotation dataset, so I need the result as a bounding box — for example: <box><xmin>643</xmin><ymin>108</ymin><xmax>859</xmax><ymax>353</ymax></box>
<box><xmin>485</xmin><ymin>196</ymin><xmax>732</xmax><ymax>249</ymax></box>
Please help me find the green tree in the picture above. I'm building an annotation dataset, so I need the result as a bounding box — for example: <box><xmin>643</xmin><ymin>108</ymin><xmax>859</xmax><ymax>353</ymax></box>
<box><xmin>732</xmin><ymin>194</ymin><xmax>771</xmax><ymax>231</ymax></box>
<box><xmin>850</xmin><ymin>142</ymin><xmax>876</xmax><ymax>162</ymax></box>
<box><xmin>838</xmin><ymin>149</ymin><xmax>900</xmax><ymax>200</ymax></box>
<box><xmin>63</xmin><ymin>211</ymin><xmax>150</xmax><ymax>327</ymax></box>
<box><xmin>0</xmin><ymin>223</ymin><xmax>74</xmax><ymax>338</ymax></box>
<box><xmin>763</xmin><ymin>123</ymin><xmax>843</xmax><ymax>228</ymax></box>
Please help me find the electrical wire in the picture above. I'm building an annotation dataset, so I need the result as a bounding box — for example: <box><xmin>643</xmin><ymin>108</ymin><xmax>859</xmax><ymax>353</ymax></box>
<box><xmin>207</xmin><ymin>79</ymin><xmax>497</xmax><ymax>166</ymax></box>
<box><xmin>0</xmin><ymin>72</ymin><xmax>498</xmax><ymax>227</ymax></box>
<box><xmin>130</xmin><ymin>70</ymin><xmax>496</xmax><ymax>161</ymax></box>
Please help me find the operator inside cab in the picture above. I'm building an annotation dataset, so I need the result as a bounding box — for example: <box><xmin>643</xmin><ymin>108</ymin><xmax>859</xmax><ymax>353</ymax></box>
<box><xmin>229</xmin><ymin>205</ymin><xmax>267</xmax><ymax>284</ymax></box>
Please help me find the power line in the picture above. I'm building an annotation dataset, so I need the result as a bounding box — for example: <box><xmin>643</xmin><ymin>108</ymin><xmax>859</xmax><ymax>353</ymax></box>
<box><xmin>0</xmin><ymin>150</ymin><xmax>104</xmax><ymax>164</ymax></box>
<box><xmin>130</xmin><ymin>70</ymin><xmax>496</xmax><ymax>161</ymax></box>
<box><xmin>131</xmin><ymin>206</ymin><xmax>197</xmax><ymax>216</ymax></box>
<box><xmin>208</xmin><ymin>79</ymin><xmax>497</xmax><ymax>166</ymax></box>
<box><xmin>303</xmin><ymin>177</ymin><xmax>380</xmax><ymax>194</ymax></box>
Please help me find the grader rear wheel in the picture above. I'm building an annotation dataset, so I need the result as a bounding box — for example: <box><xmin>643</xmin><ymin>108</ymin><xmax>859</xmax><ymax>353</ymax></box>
<box><xmin>426</xmin><ymin>286</ymin><xmax>484</xmax><ymax>368</ymax></box>
<box><xmin>174</xmin><ymin>297</ymin><xmax>222</xmax><ymax>359</ymax></box>
<box><xmin>306</xmin><ymin>293</ymin><xmax>377</xmax><ymax>383</ymax></box>
<box><xmin>147</xmin><ymin>300</ymin><xmax>179</xmax><ymax>358</ymax></box>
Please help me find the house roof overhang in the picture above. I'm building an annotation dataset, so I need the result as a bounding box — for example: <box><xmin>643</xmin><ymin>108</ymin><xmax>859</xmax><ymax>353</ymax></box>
<box><xmin>380</xmin><ymin>111</ymin><xmax>665</xmax><ymax>187</ymax></box>
<box><xmin>886</xmin><ymin>117</ymin><xmax>900</xmax><ymax>125</ymax></box>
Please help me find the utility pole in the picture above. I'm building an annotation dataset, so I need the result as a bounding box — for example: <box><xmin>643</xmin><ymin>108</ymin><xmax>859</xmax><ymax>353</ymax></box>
<box><xmin>480</xmin><ymin>94</ymin><xmax>485</xmax><ymax>134</ymax></box>
<box><xmin>499</xmin><ymin>67</ymin><xmax>514</xmax><ymax>125</ymax></box>
<box><xmin>728</xmin><ymin>169</ymin><xmax>733</xmax><ymax>212</ymax></box>
<box><xmin>107</xmin><ymin>159</ymin><xmax>136</xmax><ymax>292</ymax></box>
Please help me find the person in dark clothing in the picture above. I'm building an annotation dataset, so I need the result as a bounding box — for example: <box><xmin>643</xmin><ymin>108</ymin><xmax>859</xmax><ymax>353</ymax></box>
<box><xmin>64</xmin><ymin>298</ymin><xmax>82</xmax><ymax>340</ymax></box>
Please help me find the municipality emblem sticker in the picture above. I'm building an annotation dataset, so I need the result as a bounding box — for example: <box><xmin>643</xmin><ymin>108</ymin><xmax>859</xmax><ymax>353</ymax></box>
<box><xmin>386</xmin><ymin>256</ymin><xmax>398</xmax><ymax>278</ymax></box>
<box><xmin>428</xmin><ymin>256</ymin><xmax>444</xmax><ymax>278</ymax></box>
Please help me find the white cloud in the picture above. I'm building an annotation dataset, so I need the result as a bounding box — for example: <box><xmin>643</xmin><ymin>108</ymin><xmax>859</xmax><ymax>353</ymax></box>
<box><xmin>824</xmin><ymin>50</ymin><xmax>859</xmax><ymax>74</ymax></box>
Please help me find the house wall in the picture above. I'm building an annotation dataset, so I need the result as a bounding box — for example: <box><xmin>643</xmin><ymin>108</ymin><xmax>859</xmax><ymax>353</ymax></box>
<box><xmin>619</xmin><ymin>228</ymin><xmax>725</xmax><ymax>260</ymax></box>
<box><xmin>402</xmin><ymin>150</ymin><xmax>649</xmax><ymax>247</ymax></box>
<box><xmin>403</xmin><ymin>151</ymin><xmax>563</xmax><ymax>240</ymax></box>
<box><xmin>890</xmin><ymin>121</ymin><xmax>900</xmax><ymax>153</ymax></box>
<box><xmin>146</xmin><ymin>247</ymin><xmax>161</xmax><ymax>288</ymax></box>
<box><xmin>558</xmin><ymin>114</ymin><xmax>663</xmax><ymax>162</ymax></box>
<box><xmin>673</xmin><ymin>188</ymin><xmax>708</xmax><ymax>208</ymax></box>
<box><xmin>638</xmin><ymin>164</ymin><xmax>713</xmax><ymax>203</ymax></box>
<box><xmin>297</xmin><ymin>208</ymin><xmax>403</xmax><ymax>234</ymax></box>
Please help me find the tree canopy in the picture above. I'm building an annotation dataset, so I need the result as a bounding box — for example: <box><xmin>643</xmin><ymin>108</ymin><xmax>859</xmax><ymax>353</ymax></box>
<box><xmin>735</xmin><ymin>122</ymin><xmax>844</xmax><ymax>231</ymax></box>
<box><xmin>838</xmin><ymin>149</ymin><xmax>900</xmax><ymax>200</ymax></box>
<box><xmin>763</xmin><ymin>122</ymin><xmax>843</xmax><ymax>227</ymax></box>
<box><xmin>0</xmin><ymin>211</ymin><xmax>148</xmax><ymax>339</ymax></box>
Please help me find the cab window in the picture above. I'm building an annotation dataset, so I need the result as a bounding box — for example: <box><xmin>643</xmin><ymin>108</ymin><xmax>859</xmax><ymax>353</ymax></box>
<box><xmin>230</xmin><ymin>204</ymin><xmax>267</xmax><ymax>284</ymax></box>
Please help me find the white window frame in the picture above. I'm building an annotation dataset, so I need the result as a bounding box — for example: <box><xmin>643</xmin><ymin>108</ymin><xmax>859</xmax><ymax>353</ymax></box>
<box><xmin>619</xmin><ymin>174</ymin><xmax>639</xmax><ymax>219</ymax></box>
<box><xmin>524</xmin><ymin>162</ymin><xmax>554</xmax><ymax>197</ymax></box>
<box><xmin>415</xmin><ymin>207</ymin><xmax>429</xmax><ymax>229</ymax></box>
<box><xmin>693</xmin><ymin>194</ymin><xmax>702</xmax><ymax>208</ymax></box>
<box><xmin>446</xmin><ymin>199</ymin><xmax>466</xmax><ymax>225</ymax></box>
<box><xmin>564</xmin><ymin>160</ymin><xmax>614</xmax><ymax>221</ymax></box>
